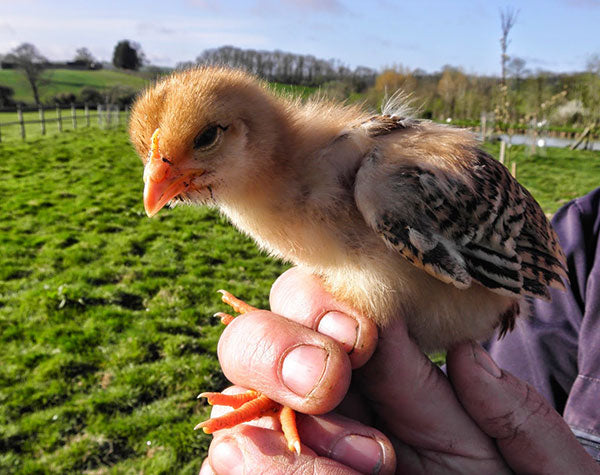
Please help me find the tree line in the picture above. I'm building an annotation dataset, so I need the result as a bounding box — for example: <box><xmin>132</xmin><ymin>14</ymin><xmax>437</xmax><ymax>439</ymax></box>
<box><xmin>1</xmin><ymin>40</ymin><xmax>599</xmax><ymax>137</ymax></box>
<box><xmin>178</xmin><ymin>45</ymin><xmax>377</xmax><ymax>91</ymax></box>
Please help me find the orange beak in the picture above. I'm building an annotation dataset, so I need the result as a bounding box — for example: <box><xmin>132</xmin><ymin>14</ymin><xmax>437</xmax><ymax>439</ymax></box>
<box><xmin>143</xmin><ymin>128</ymin><xmax>203</xmax><ymax>217</ymax></box>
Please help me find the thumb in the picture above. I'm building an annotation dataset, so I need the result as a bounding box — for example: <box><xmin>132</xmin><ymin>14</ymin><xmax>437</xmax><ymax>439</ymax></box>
<box><xmin>447</xmin><ymin>342</ymin><xmax>598</xmax><ymax>474</ymax></box>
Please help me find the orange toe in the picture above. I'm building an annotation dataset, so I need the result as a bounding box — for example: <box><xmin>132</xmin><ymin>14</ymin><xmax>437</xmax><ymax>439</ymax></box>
<box><xmin>213</xmin><ymin>311</ymin><xmax>235</xmax><ymax>326</ymax></box>
<box><xmin>280</xmin><ymin>405</ymin><xmax>301</xmax><ymax>455</ymax></box>
<box><xmin>196</xmin><ymin>392</ymin><xmax>280</xmax><ymax>433</ymax></box>
<box><xmin>218</xmin><ymin>289</ymin><xmax>258</xmax><ymax>315</ymax></box>
<box><xmin>198</xmin><ymin>390</ymin><xmax>260</xmax><ymax>408</ymax></box>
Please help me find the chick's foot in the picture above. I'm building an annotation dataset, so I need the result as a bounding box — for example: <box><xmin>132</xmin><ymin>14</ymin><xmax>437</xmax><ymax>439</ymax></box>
<box><xmin>195</xmin><ymin>290</ymin><xmax>302</xmax><ymax>455</ymax></box>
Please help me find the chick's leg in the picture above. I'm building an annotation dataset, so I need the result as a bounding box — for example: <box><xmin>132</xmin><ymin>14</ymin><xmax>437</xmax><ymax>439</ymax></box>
<box><xmin>196</xmin><ymin>290</ymin><xmax>302</xmax><ymax>455</ymax></box>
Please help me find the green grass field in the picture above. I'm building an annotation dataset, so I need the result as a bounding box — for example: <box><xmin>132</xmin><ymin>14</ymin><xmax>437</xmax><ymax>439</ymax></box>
<box><xmin>0</xmin><ymin>68</ymin><xmax>317</xmax><ymax>106</ymax></box>
<box><xmin>0</xmin><ymin>109</ymin><xmax>127</xmax><ymax>142</ymax></box>
<box><xmin>0</xmin><ymin>127</ymin><xmax>288</xmax><ymax>473</ymax></box>
<box><xmin>1</xmin><ymin>125</ymin><xmax>599</xmax><ymax>473</ymax></box>
<box><xmin>0</xmin><ymin>69</ymin><xmax>150</xmax><ymax>104</ymax></box>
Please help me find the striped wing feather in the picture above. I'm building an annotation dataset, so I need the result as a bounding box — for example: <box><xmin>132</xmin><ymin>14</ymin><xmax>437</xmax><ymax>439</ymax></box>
<box><xmin>355</xmin><ymin>127</ymin><xmax>567</xmax><ymax>300</ymax></box>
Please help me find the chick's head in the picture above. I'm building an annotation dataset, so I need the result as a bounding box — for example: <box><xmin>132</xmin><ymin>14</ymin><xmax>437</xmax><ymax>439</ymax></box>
<box><xmin>129</xmin><ymin>67</ymin><xmax>285</xmax><ymax>217</ymax></box>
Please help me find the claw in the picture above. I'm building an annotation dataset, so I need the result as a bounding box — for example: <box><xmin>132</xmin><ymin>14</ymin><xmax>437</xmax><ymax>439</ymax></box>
<box><xmin>198</xmin><ymin>390</ymin><xmax>259</xmax><ymax>408</ymax></box>
<box><xmin>213</xmin><ymin>311</ymin><xmax>235</xmax><ymax>326</ymax></box>
<box><xmin>218</xmin><ymin>289</ymin><xmax>258</xmax><ymax>314</ymax></box>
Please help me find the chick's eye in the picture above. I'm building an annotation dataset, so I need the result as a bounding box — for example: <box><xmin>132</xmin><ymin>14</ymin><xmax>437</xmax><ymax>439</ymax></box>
<box><xmin>193</xmin><ymin>125</ymin><xmax>223</xmax><ymax>150</ymax></box>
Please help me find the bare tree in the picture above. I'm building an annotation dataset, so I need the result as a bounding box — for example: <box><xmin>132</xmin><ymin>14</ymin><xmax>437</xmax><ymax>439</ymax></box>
<box><xmin>497</xmin><ymin>7</ymin><xmax>519</xmax><ymax>135</ymax></box>
<box><xmin>5</xmin><ymin>43</ymin><xmax>48</xmax><ymax>105</ymax></box>
<box><xmin>500</xmin><ymin>7</ymin><xmax>519</xmax><ymax>88</ymax></box>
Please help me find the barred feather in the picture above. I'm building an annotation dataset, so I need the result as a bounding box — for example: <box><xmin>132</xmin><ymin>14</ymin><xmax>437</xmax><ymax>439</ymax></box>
<box><xmin>355</xmin><ymin>117</ymin><xmax>567</xmax><ymax>301</ymax></box>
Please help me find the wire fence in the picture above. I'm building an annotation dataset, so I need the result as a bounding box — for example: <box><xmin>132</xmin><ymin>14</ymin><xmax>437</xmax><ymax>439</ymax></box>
<box><xmin>0</xmin><ymin>104</ymin><xmax>129</xmax><ymax>143</ymax></box>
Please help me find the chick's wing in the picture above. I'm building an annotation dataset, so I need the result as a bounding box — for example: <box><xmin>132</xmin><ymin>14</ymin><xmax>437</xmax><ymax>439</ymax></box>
<box><xmin>354</xmin><ymin>121</ymin><xmax>567</xmax><ymax>300</ymax></box>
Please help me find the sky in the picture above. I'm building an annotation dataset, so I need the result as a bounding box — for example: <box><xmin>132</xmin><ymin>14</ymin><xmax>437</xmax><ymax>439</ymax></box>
<box><xmin>1</xmin><ymin>0</ymin><xmax>599</xmax><ymax>75</ymax></box>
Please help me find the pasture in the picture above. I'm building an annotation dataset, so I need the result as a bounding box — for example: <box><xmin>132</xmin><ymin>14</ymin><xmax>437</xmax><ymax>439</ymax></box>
<box><xmin>0</xmin><ymin>67</ymin><xmax>316</xmax><ymax>106</ymax></box>
<box><xmin>0</xmin><ymin>125</ymin><xmax>599</xmax><ymax>473</ymax></box>
<box><xmin>0</xmin><ymin>69</ymin><xmax>149</xmax><ymax>104</ymax></box>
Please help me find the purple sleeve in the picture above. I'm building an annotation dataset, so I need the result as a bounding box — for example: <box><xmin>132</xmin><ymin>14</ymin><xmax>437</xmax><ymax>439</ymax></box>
<box><xmin>486</xmin><ymin>187</ymin><xmax>600</xmax><ymax>461</ymax></box>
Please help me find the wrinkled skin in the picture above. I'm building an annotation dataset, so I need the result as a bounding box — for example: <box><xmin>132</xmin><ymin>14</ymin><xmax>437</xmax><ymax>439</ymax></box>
<box><xmin>200</xmin><ymin>268</ymin><xmax>597</xmax><ymax>475</ymax></box>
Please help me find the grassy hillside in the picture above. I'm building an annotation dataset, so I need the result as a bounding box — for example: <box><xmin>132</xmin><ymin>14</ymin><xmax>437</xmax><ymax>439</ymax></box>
<box><xmin>1</xmin><ymin>125</ymin><xmax>598</xmax><ymax>473</ymax></box>
<box><xmin>0</xmin><ymin>69</ymin><xmax>150</xmax><ymax>104</ymax></box>
<box><xmin>0</xmin><ymin>68</ymin><xmax>318</xmax><ymax>106</ymax></box>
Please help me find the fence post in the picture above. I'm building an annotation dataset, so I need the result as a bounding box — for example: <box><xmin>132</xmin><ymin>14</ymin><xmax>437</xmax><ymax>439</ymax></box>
<box><xmin>0</xmin><ymin>121</ymin><xmax>2</xmax><ymax>143</ymax></box>
<box><xmin>106</xmin><ymin>104</ymin><xmax>111</xmax><ymax>128</ymax></box>
<box><xmin>71</xmin><ymin>103</ymin><xmax>77</xmax><ymax>129</ymax></box>
<box><xmin>97</xmin><ymin>104</ymin><xmax>102</xmax><ymax>128</ymax></box>
<box><xmin>56</xmin><ymin>105</ymin><xmax>63</xmax><ymax>132</ymax></box>
<box><xmin>115</xmin><ymin>105</ymin><xmax>120</xmax><ymax>126</ymax></box>
<box><xmin>39</xmin><ymin>105</ymin><xmax>46</xmax><ymax>135</ymax></box>
<box><xmin>480</xmin><ymin>112</ymin><xmax>487</xmax><ymax>143</ymax></box>
<box><xmin>18</xmin><ymin>104</ymin><xmax>26</xmax><ymax>140</ymax></box>
<box><xmin>85</xmin><ymin>103</ymin><xmax>90</xmax><ymax>127</ymax></box>
<box><xmin>530</xmin><ymin>116</ymin><xmax>537</xmax><ymax>155</ymax></box>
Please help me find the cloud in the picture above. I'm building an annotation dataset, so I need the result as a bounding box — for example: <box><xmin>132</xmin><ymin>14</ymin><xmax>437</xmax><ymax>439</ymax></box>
<box><xmin>0</xmin><ymin>13</ymin><xmax>269</xmax><ymax>65</ymax></box>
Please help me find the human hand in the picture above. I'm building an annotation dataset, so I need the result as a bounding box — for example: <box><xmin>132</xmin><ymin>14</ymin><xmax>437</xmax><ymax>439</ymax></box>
<box><xmin>201</xmin><ymin>267</ymin><xmax>598</xmax><ymax>474</ymax></box>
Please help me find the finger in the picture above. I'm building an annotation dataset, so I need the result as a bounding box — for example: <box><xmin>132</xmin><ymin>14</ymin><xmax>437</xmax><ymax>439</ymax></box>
<box><xmin>209</xmin><ymin>425</ymin><xmax>362</xmax><ymax>475</ymax></box>
<box><xmin>356</xmin><ymin>318</ymin><xmax>504</xmax><ymax>463</ymax></box>
<box><xmin>270</xmin><ymin>267</ymin><xmax>378</xmax><ymax>368</ymax></box>
<box><xmin>298</xmin><ymin>413</ymin><xmax>396</xmax><ymax>475</ymax></box>
<box><xmin>206</xmin><ymin>392</ymin><xmax>396</xmax><ymax>473</ymax></box>
<box><xmin>447</xmin><ymin>342</ymin><xmax>599</xmax><ymax>474</ymax></box>
<box><xmin>218</xmin><ymin>310</ymin><xmax>352</xmax><ymax>413</ymax></box>
<box><xmin>198</xmin><ymin>458</ymin><xmax>215</xmax><ymax>475</ymax></box>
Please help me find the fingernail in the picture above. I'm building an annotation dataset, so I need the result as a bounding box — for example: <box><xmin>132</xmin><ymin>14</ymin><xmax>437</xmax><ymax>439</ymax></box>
<box><xmin>330</xmin><ymin>435</ymin><xmax>383</xmax><ymax>474</ymax></box>
<box><xmin>317</xmin><ymin>311</ymin><xmax>358</xmax><ymax>353</ymax></box>
<box><xmin>210</xmin><ymin>439</ymin><xmax>244</xmax><ymax>475</ymax></box>
<box><xmin>472</xmin><ymin>342</ymin><xmax>502</xmax><ymax>378</ymax></box>
<box><xmin>281</xmin><ymin>345</ymin><xmax>328</xmax><ymax>397</ymax></box>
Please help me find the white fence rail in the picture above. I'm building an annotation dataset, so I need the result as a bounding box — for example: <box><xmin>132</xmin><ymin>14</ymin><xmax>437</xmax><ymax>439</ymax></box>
<box><xmin>0</xmin><ymin>104</ymin><xmax>128</xmax><ymax>143</ymax></box>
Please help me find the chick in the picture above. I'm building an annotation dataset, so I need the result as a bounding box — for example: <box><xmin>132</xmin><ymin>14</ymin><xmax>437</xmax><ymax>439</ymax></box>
<box><xmin>129</xmin><ymin>67</ymin><xmax>567</xmax><ymax>452</ymax></box>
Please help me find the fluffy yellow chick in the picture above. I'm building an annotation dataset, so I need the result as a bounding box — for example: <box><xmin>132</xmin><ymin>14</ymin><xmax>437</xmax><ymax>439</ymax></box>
<box><xmin>129</xmin><ymin>66</ymin><xmax>567</xmax><ymax>451</ymax></box>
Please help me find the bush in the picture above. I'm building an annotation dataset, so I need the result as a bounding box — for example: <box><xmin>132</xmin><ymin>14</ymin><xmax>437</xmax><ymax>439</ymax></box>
<box><xmin>0</xmin><ymin>85</ymin><xmax>15</xmax><ymax>107</ymax></box>
<box><xmin>106</xmin><ymin>85</ymin><xmax>138</xmax><ymax>107</ymax></box>
<box><xmin>80</xmin><ymin>87</ymin><xmax>104</xmax><ymax>105</ymax></box>
<box><xmin>319</xmin><ymin>81</ymin><xmax>354</xmax><ymax>102</ymax></box>
<box><xmin>54</xmin><ymin>92</ymin><xmax>76</xmax><ymax>106</ymax></box>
